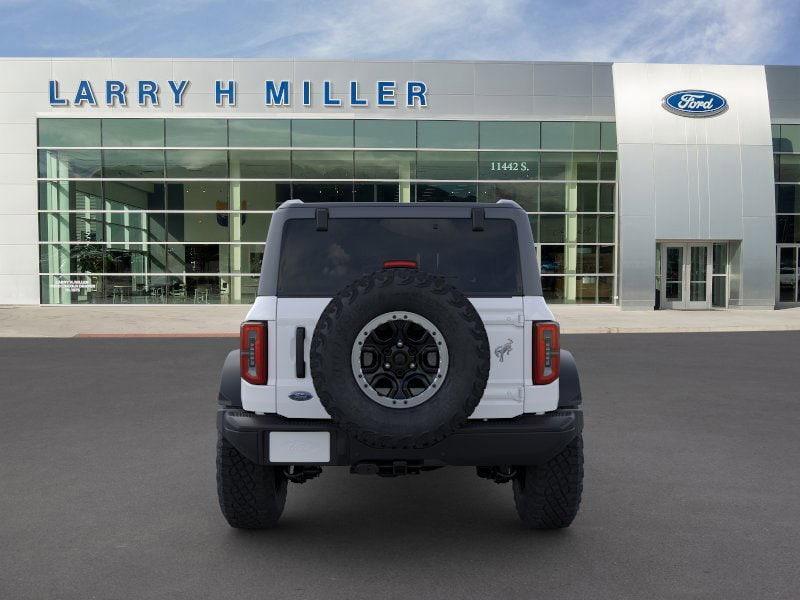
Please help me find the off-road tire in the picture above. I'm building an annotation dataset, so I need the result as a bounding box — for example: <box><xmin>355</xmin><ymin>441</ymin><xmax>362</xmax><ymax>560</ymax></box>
<box><xmin>216</xmin><ymin>433</ymin><xmax>288</xmax><ymax>529</ymax></box>
<box><xmin>512</xmin><ymin>434</ymin><xmax>584</xmax><ymax>529</ymax></box>
<box><xmin>310</xmin><ymin>268</ymin><xmax>490</xmax><ymax>450</ymax></box>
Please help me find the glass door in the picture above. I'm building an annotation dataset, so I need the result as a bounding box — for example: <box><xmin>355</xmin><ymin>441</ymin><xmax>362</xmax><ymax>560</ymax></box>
<box><xmin>659</xmin><ymin>242</ymin><xmax>713</xmax><ymax>309</ymax></box>
<box><xmin>661</xmin><ymin>245</ymin><xmax>685</xmax><ymax>309</ymax></box>
<box><xmin>777</xmin><ymin>245</ymin><xmax>799</xmax><ymax>304</ymax></box>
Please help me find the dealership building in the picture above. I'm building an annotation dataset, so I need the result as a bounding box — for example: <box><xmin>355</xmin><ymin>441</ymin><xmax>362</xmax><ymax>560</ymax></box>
<box><xmin>0</xmin><ymin>58</ymin><xmax>798</xmax><ymax>309</ymax></box>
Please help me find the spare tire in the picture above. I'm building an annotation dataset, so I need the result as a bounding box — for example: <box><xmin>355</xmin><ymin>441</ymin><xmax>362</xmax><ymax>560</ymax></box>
<box><xmin>310</xmin><ymin>268</ymin><xmax>490</xmax><ymax>449</ymax></box>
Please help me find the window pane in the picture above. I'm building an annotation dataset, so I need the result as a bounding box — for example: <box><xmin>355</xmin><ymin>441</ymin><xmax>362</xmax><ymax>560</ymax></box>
<box><xmin>291</xmin><ymin>120</ymin><xmax>353</xmax><ymax>147</ymax></box>
<box><xmin>575</xmin><ymin>152</ymin><xmax>598</xmax><ymax>180</ymax></box>
<box><xmin>168</xmin><ymin>212</ymin><xmax>231</xmax><ymax>243</ymax></box>
<box><xmin>541</xmin><ymin>122</ymin><xmax>573</xmax><ymax>150</ymax></box>
<box><xmin>479</xmin><ymin>122</ymin><xmax>540</xmax><ymax>149</ymax></box>
<box><xmin>776</xmin><ymin>185</ymin><xmax>800</xmax><ymax>213</ymax></box>
<box><xmin>291</xmin><ymin>183</ymin><xmax>354</xmax><ymax>202</ymax></box>
<box><xmin>415</xmin><ymin>183</ymin><xmax>476</xmax><ymax>202</ymax></box>
<box><xmin>780</xmin><ymin>125</ymin><xmax>800</xmax><ymax>153</ymax></box>
<box><xmin>772</xmin><ymin>124</ymin><xmax>782</xmax><ymax>152</ymax></box>
<box><xmin>239</xmin><ymin>181</ymin><xmax>291</xmax><ymax>210</ymax></box>
<box><xmin>38</xmin><ymin>149</ymin><xmax>102</xmax><ymax>178</ymax></box>
<box><xmin>167</xmin><ymin>182</ymin><xmax>229</xmax><ymax>211</ymax></box>
<box><xmin>540</xmin><ymin>152</ymin><xmax>570</xmax><ymax>180</ymax></box>
<box><xmin>106</xmin><ymin>212</ymin><xmax>164</xmax><ymax>243</ymax></box>
<box><xmin>713</xmin><ymin>243</ymin><xmax>727</xmax><ymax>274</ymax></box>
<box><xmin>478</xmin><ymin>182</ymin><xmax>538</xmax><ymax>211</ymax></box>
<box><xmin>39</xmin><ymin>119</ymin><xmax>100</xmax><ymax>147</ymax></box>
<box><xmin>229</xmin><ymin>119</ymin><xmax>290</xmax><ymax>147</ymax></box>
<box><xmin>528</xmin><ymin>214</ymin><xmax>538</xmax><ymax>240</ymax></box>
<box><xmin>540</xmin><ymin>245</ymin><xmax>565</xmax><ymax>274</ymax></box>
<box><xmin>599</xmin><ymin>183</ymin><xmax>615</xmax><ymax>212</ymax></box>
<box><xmin>105</xmin><ymin>182</ymin><xmax>165</xmax><ymax>211</ymax></box>
<box><xmin>577</xmin><ymin>245</ymin><xmax>597</xmax><ymax>273</ymax></box>
<box><xmin>478</xmin><ymin>152</ymin><xmax>539</xmax><ymax>179</ymax></box>
<box><xmin>229</xmin><ymin>150</ymin><xmax>290</xmax><ymax>179</ymax></box>
<box><xmin>577</xmin><ymin>183</ymin><xmax>598</xmax><ymax>212</ymax></box>
<box><xmin>597</xmin><ymin>276</ymin><xmax>613</xmax><ymax>303</ymax></box>
<box><xmin>776</xmin><ymin>215</ymin><xmax>800</xmax><ymax>243</ymax></box>
<box><xmin>416</xmin><ymin>151</ymin><xmax>477</xmax><ymax>180</ymax></box>
<box><xmin>600</xmin><ymin>153</ymin><xmax>617</xmax><ymax>180</ymax></box>
<box><xmin>576</xmin><ymin>275</ymin><xmax>597</xmax><ymax>303</ymax></box>
<box><xmin>39</xmin><ymin>181</ymin><xmax>103</xmax><ymax>210</ymax></box>
<box><xmin>779</xmin><ymin>247</ymin><xmax>796</xmax><ymax>274</ymax></box>
<box><xmin>539</xmin><ymin>183</ymin><xmax>566</xmax><ymax>212</ymax></box>
<box><xmin>574</xmin><ymin>122</ymin><xmax>601</xmax><ymax>150</ymax></box>
<box><xmin>102</xmin><ymin>119</ymin><xmax>164</xmax><ymax>147</ymax></box>
<box><xmin>166</xmin><ymin>150</ymin><xmax>228</xmax><ymax>178</ymax></box>
<box><xmin>539</xmin><ymin>215</ymin><xmax>566</xmax><ymax>243</ymax></box>
<box><xmin>354</xmin><ymin>151</ymin><xmax>416</xmax><ymax>179</ymax></box>
<box><xmin>292</xmin><ymin>150</ymin><xmax>353</xmax><ymax>178</ymax></box>
<box><xmin>541</xmin><ymin>276</ymin><xmax>564</xmax><ymax>302</ymax></box>
<box><xmin>778</xmin><ymin>155</ymin><xmax>800</xmax><ymax>182</ymax></box>
<box><xmin>598</xmin><ymin>245</ymin><xmax>614</xmax><ymax>273</ymax></box>
<box><xmin>166</xmin><ymin>119</ymin><xmax>227</xmax><ymax>147</ymax></box>
<box><xmin>355</xmin><ymin>120</ymin><xmax>415</xmax><ymax>148</ymax></box>
<box><xmin>240</xmin><ymin>212</ymin><xmax>272</xmax><ymax>242</ymax></box>
<box><xmin>578</xmin><ymin>215</ymin><xmax>597</xmax><ymax>243</ymax></box>
<box><xmin>417</xmin><ymin>121</ymin><xmax>478</xmax><ymax>149</ymax></box>
<box><xmin>103</xmin><ymin>150</ymin><xmax>164</xmax><ymax>178</ymax></box>
<box><xmin>599</xmin><ymin>215</ymin><xmax>615</xmax><ymax>242</ymax></box>
<box><xmin>38</xmin><ymin>212</ymin><xmax>103</xmax><ymax>243</ymax></box>
<box><xmin>600</xmin><ymin>123</ymin><xmax>617</xmax><ymax>151</ymax></box>
<box><xmin>354</xmin><ymin>183</ymin><xmax>405</xmax><ymax>202</ymax></box>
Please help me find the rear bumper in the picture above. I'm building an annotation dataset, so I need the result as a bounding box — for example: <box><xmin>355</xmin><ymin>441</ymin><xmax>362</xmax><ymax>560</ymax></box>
<box><xmin>217</xmin><ymin>408</ymin><xmax>583</xmax><ymax>467</ymax></box>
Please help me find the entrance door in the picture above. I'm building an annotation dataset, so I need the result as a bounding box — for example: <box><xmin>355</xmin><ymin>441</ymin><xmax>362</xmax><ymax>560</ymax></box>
<box><xmin>660</xmin><ymin>243</ymin><xmax>712</xmax><ymax>309</ymax></box>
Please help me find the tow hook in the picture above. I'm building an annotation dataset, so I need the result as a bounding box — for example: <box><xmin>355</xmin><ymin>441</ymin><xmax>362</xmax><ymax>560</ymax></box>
<box><xmin>476</xmin><ymin>466</ymin><xmax>517</xmax><ymax>484</ymax></box>
<box><xmin>283</xmin><ymin>465</ymin><xmax>322</xmax><ymax>483</ymax></box>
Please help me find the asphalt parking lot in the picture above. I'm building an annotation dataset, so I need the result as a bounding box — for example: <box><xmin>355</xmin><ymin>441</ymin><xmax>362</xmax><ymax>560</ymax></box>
<box><xmin>1</xmin><ymin>332</ymin><xmax>798</xmax><ymax>599</ymax></box>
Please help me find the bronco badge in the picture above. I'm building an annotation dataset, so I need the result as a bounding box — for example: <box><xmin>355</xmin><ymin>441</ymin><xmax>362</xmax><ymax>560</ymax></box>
<box><xmin>494</xmin><ymin>338</ymin><xmax>514</xmax><ymax>362</ymax></box>
<box><xmin>288</xmin><ymin>391</ymin><xmax>313</xmax><ymax>401</ymax></box>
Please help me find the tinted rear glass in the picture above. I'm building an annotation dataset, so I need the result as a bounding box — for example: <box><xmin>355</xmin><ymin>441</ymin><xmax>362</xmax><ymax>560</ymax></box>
<box><xmin>277</xmin><ymin>217</ymin><xmax>522</xmax><ymax>297</ymax></box>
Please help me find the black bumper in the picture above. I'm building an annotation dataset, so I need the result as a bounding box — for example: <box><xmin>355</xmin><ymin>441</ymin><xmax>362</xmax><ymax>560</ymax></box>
<box><xmin>217</xmin><ymin>408</ymin><xmax>582</xmax><ymax>467</ymax></box>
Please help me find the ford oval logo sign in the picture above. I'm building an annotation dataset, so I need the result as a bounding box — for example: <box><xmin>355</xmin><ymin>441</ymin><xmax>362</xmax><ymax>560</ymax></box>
<box><xmin>289</xmin><ymin>391</ymin><xmax>313</xmax><ymax>402</ymax></box>
<box><xmin>662</xmin><ymin>90</ymin><xmax>728</xmax><ymax>117</ymax></box>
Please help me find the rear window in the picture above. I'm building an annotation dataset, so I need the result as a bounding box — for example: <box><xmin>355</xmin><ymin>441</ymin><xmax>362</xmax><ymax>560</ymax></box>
<box><xmin>277</xmin><ymin>217</ymin><xmax>522</xmax><ymax>297</ymax></box>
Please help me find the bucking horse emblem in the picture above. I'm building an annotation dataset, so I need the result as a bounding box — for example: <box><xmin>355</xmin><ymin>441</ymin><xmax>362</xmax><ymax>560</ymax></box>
<box><xmin>494</xmin><ymin>338</ymin><xmax>514</xmax><ymax>362</ymax></box>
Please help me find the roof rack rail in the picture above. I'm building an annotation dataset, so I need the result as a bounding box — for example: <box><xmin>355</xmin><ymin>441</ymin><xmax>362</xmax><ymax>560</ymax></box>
<box><xmin>278</xmin><ymin>199</ymin><xmax>304</xmax><ymax>209</ymax></box>
<box><xmin>496</xmin><ymin>198</ymin><xmax>522</xmax><ymax>209</ymax></box>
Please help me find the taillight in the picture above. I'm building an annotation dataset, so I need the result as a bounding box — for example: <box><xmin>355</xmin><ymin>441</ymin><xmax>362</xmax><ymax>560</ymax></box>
<box><xmin>383</xmin><ymin>259</ymin><xmax>418</xmax><ymax>269</ymax></box>
<box><xmin>240</xmin><ymin>321</ymin><xmax>267</xmax><ymax>385</ymax></box>
<box><xmin>533</xmin><ymin>321</ymin><xmax>560</xmax><ymax>385</ymax></box>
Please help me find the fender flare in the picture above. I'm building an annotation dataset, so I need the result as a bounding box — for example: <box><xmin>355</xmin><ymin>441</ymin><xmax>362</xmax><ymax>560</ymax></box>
<box><xmin>218</xmin><ymin>349</ymin><xmax>242</xmax><ymax>408</ymax></box>
<box><xmin>558</xmin><ymin>349</ymin><xmax>582</xmax><ymax>408</ymax></box>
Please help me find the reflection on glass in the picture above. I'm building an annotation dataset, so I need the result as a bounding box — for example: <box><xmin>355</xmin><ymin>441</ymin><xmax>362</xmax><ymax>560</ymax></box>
<box><xmin>166</xmin><ymin>119</ymin><xmax>227</xmax><ymax>147</ymax></box>
<box><xmin>229</xmin><ymin>120</ymin><xmax>290</xmax><ymax>147</ymax></box>
<box><xmin>416</xmin><ymin>151</ymin><xmax>477</xmax><ymax>180</ymax></box>
<box><xmin>292</xmin><ymin>150</ymin><xmax>353</xmax><ymax>179</ymax></box>
<box><xmin>416</xmin><ymin>183</ymin><xmax>476</xmax><ymax>202</ymax></box>
<box><xmin>417</xmin><ymin>121</ymin><xmax>478</xmax><ymax>149</ymax></box>
<box><xmin>166</xmin><ymin>150</ymin><xmax>228</xmax><ymax>178</ymax></box>
<box><xmin>479</xmin><ymin>122</ymin><xmax>540</xmax><ymax>149</ymax></box>
<box><xmin>102</xmin><ymin>119</ymin><xmax>164</xmax><ymax>147</ymax></box>
<box><xmin>292</xmin><ymin>120</ymin><xmax>353</xmax><ymax>147</ymax></box>
<box><xmin>479</xmin><ymin>182</ymin><xmax>538</xmax><ymax>211</ymax></box>
<box><xmin>38</xmin><ymin>149</ymin><xmax>102</xmax><ymax>178</ymax></box>
<box><xmin>229</xmin><ymin>150</ymin><xmax>290</xmax><ymax>179</ymax></box>
<box><xmin>355</xmin><ymin>120</ymin><xmax>416</xmax><ymax>148</ymax></box>
<box><xmin>354</xmin><ymin>151</ymin><xmax>416</xmax><ymax>179</ymax></box>
<box><xmin>39</xmin><ymin>119</ymin><xmax>101</xmax><ymax>147</ymax></box>
<box><xmin>103</xmin><ymin>150</ymin><xmax>165</xmax><ymax>178</ymax></box>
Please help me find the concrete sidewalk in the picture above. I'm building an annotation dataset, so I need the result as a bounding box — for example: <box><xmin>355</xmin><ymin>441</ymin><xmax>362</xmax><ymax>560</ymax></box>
<box><xmin>2</xmin><ymin>304</ymin><xmax>800</xmax><ymax>337</ymax></box>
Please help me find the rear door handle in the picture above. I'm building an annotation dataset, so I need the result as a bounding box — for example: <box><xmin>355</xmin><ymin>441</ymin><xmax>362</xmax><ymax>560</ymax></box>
<box><xmin>295</xmin><ymin>327</ymin><xmax>306</xmax><ymax>378</ymax></box>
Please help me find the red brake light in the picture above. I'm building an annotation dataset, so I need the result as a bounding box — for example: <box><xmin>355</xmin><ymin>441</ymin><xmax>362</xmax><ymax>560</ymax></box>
<box><xmin>240</xmin><ymin>321</ymin><xmax>267</xmax><ymax>385</ymax></box>
<box><xmin>383</xmin><ymin>259</ymin><xmax>418</xmax><ymax>269</ymax></box>
<box><xmin>533</xmin><ymin>322</ymin><xmax>560</xmax><ymax>385</ymax></box>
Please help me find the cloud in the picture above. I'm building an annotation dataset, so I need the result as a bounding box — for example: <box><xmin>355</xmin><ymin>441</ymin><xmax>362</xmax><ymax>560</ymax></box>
<box><xmin>0</xmin><ymin>0</ymin><xmax>796</xmax><ymax>65</ymax></box>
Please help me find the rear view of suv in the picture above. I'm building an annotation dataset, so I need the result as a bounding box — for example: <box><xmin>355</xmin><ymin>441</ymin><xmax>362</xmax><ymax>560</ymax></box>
<box><xmin>216</xmin><ymin>200</ymin><xmax>584</xmax><ymax>529</ymax></box>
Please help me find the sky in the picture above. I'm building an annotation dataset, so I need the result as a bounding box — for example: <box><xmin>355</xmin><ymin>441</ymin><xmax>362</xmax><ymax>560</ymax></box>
<box><xmin>0</xmin><ymin>0</ymin><xmax>798</xmax><ymax>65</ymax></box>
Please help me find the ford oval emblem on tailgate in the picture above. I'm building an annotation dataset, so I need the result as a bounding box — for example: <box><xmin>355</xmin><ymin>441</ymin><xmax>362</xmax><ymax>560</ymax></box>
<box><xmin>289</xmin><ymin>391</ymin><xmax>313</xmax><ymax>402</ymax></box>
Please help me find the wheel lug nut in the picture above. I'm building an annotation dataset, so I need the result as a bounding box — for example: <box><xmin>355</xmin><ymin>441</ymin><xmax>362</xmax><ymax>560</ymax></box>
<box><xmin>410</xmin><ymin>363</ymin><xmax>415</xmax><ymax>368</ymax></box>
<box><xmin>384</xmin><ymin>363</ymin><xmax>391</xmax><ymax>369</ymax></box>
<box><xmin>397</xmin><ymin>341</ymin><xmax>404</xmax><ymax>348</ymax></box>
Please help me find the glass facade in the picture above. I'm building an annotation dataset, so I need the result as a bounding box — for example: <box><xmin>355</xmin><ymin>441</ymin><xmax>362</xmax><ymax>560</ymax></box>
<box><xmin>37</xmin><ymin>118</ymin><xmax>617</xmax><ymax>304</ymax></box>
<box><xmin>773</xmin><ymin>124</ymin><xmax>800</xmax><ymax>304</ymax></box>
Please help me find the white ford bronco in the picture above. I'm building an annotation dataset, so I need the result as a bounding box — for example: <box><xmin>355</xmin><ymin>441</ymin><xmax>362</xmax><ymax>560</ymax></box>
<box><xmin>216</xmin><ymin>200</ymin><xmax>583</xmax><ymax>529</ymax></box>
